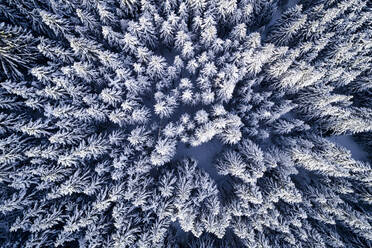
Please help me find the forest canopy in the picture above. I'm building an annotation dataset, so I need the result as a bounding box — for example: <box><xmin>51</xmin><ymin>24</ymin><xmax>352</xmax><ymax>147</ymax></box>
<box><xmin>0</xmin><ymin>0</ymin><xmax>371</xmax><ymax>247</ymax></box>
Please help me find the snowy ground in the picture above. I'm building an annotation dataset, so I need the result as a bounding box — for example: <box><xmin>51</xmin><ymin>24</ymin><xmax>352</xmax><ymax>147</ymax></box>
<box><xmin>174</xmin><ymin>138</ymin><xmax>225</xmax><ymax>181</ymax></box>
<box><xmin>328</xmin><ymin>135</ymin><xmax>369</xmax><ymax>161</ymax></box>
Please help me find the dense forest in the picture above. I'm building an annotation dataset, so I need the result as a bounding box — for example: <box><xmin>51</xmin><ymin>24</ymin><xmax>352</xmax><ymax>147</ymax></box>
<box><xmin>0</xmin><ymin>0</ymin><xmax>371</xmax><ymax>247</ymax></box>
